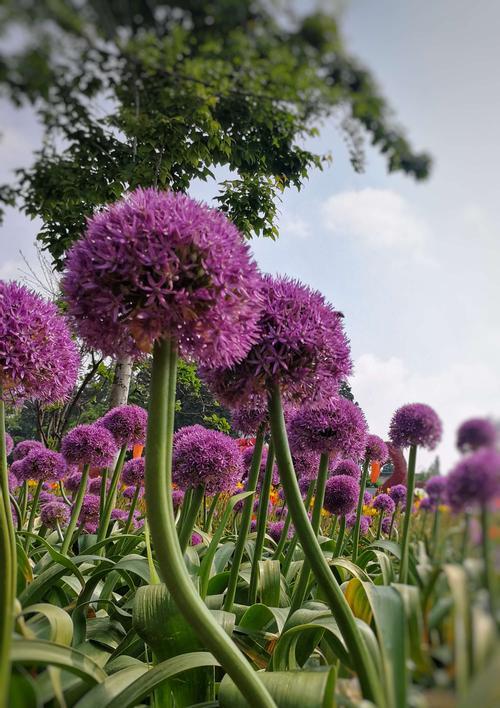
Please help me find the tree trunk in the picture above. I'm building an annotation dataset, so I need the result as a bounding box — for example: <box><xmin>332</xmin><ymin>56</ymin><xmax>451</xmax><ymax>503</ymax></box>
<box><xmin>109</xmin><ymin>356</ymin><xmax>133</xmax><ymax>408</ymax></box>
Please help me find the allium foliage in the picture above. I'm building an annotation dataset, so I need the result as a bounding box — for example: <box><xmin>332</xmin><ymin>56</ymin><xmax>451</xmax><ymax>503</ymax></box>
<box><xmin>63</xmin><ymin>188</ymin><xmax>262</xmax><ymax>366</ymax></box>
<box><xmin>389</xmin><ymin>403</ymin><xmax>442</xmax><ymax>450</ymax></box>
<box><xmin>0</xmin><ymin>280</ymin><xmax>79</xmax><ymax>404</ymax></box>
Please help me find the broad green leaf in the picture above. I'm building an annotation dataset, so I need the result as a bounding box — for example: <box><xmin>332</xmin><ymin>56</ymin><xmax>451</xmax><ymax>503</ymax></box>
<box><xmin>458</xmin><ymin>648</ymin><xmax>500</xmax><ymax>708</ymax></box>
<box><xmin>443</xmin><ymin>564</ymin><xmax>472</xmax><ymax>695</ymax></box>
<box><xmin>74</xmin><ymin>665</ymin><xmax>148</xmax><ymax>708</ymax></box>
<box><xmin>21</xmin><ymin>603</ymin><xmax>73</xmax><ymax>646</ymax></box>
<box><xmin>11</xmin><ymin>639</ymin><xmax>107</xmax><ymax>684</ymax></box>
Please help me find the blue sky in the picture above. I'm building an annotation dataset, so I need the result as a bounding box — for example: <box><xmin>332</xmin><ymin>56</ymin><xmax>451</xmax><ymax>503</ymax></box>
<box><xmin>1</xmin><ymin>0</ymin><xmax>498</xmax><ymax>471</ymax></box>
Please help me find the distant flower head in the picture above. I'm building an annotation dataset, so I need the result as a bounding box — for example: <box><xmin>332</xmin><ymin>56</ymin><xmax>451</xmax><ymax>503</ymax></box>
<box><xmin>0</xmin><ymin>281</ymin><xmax>79</xmax><ymax>405</ymax></box>
<box><xmin>388</xmin><ymin>484</ymin><xmax>407</xmax><ymax>506</ymax></box>
<box><xmin>324</xmin><ymin>475</ymin><xmax>360</xmax><ymax>516</ymax></box>
<box><xmin>39</xmin><ymin>491</ymin><xmax>55</xmax><ymax>504</ymax></box>
<box><xmin>40</xmin><ymin>501</ymin><xmax>70</xmax><ymax>529</ymax></box>
<box><xmin>363</xmin><ymin>490</ymin><xmax>372</xmax><ymax>504</ymax></box>
<box><xmin>173</xmin><ymin>425</ymin><xmax>243</xmax><ymax>495</ymax></box>
<box><xmin>172</xmin><ymin>488</ymin><xmax>184</xmax><ymax>509</ymax></box>
<box><xmin>418</xmin><ymin>496</ymin><xmax>434</xmax><ymax>512</ymax></box>
<box><xmin>365</xmin><ymin>435</ymin><xmax>389</xmax><ymax>464</ymax></box>
<box><xmin>250</xmin><ymin>519</ymin><xmax>257</xmax><ymax>532</ymax></box>
<box><xmin>100</xmin><ymin>405</ymin><xmax>148</xmax><ymax>448</ymax></box>
<box><xmin>63</xmin><ymin>188</ymin><xmax>261</xmax><ymax>367</ymax></box>
<box><xmin>346</xmin><ymin>512</ymin><xmax>371</xmax><ymax>535</ymax></box>
<box><xmin>7</xmin><ymin>470</ymin><xmax>18</xmax><ymax>492</ymax></box>
<box><xmin>64</xmin><ymin>471</ymin><xmax>87</xmax><ymax>495</ymax></box>
<box><xmin>110</xmin><ymin>508</ymin><xmax>128</xmax><ymax>524</ymax></box>
<box><xmin>291</xmin><ymin>449</ymin><xmax>320</xmax><ymax>483</ymax></box>
<box><xmin>12</xmin><ymin>440</ymin><xmax>44</xmax><ymax>462</ymax></box>
<box><xmin>425</xmin><ymin>476</ymin><xmax>447</xmax><ymax>503</ymax></box>
<box><xmin>389</xmin><ymin>403</ymin><xmax>442</xmax><ymax>450</ymax></box>
<box><xmin>242</xmin><ymin>444</ymin><xmax>279</xmax><ymax>490</ymax></box>
<box><xmin>231</xmin><ymin>395</ymin><xmax>268</xmax><ymax>435</ymax></box>
<box><xmin>123</xmin><ymin>485</ymin><xmax>144</xmax><ymax>501</ymax></box>
<box><xmin>201</xmin><ymin>275</ymin><xmax>351</xmax><ymax>406</ymax></box>
<box><xmin>191</xmin><ymin>532</ymin><xmax>203</xmax><ymax>545</ymax></box>
<box><xmin>20</xmin><ymin>448</ymin><xmax>67</xmax><ymax>483</ymax></box>
<box><xmin>88</xmin><ymin>477</ymin><xmax>108</xmax><ymax>495</ymax></box>
<box><xmin>121</xmin><ymin>458</ymin><xmax>145</xmax><ymax>487</ymax></box>
<box><xmin>288</xmin><ymin>398</ymin><xmax>368</xmax><ymax>459</ymax></box>
<box><xmin>446</xmin><ymin>449</ymin><xmax>500</xmax><ymax>512</ymax></box>
<box><xmin>5</xmin><ymin>432</ymin><xmax>13</xmax><ymax>457</ymax></box>
<box><xmin>268</xmin><ymin>520</ymin><xmax>292</xmax><ymax>544</ymax></box>
<box><xmin>372</xmin><ymin>493</ymin><xmax>396</xmax><ymax>516</ymax></box>
<box><xmin>456</xmin><ymin>418</ymin><xmax>497</xmax><ymax>453</ymax></box>
<box><xmin>381</xmin><ymin>516</ymin><xmax>392</xmax><ymax>534</ymax></box>
<box><xmin>62</xmin><ymin>424</ymin><xmax>118</xmax><ymax>468</ymax></box>
<box><xmin>330</xmin><ymin>459</ymin><xmax>361</xmax><ymax>482</ymax></box>
<box><xmin>77</xmin><ymin>493</ymin><xmax>101</xmax><ymax>527</ymax></box>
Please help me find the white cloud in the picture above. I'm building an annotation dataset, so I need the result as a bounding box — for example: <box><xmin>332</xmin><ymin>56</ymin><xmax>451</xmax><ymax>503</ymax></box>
<box><xmin>0</xmin><ymin>260</ymin><xmax>23</xmax><ymax>280</ymax></box>
<box><xmin>350</xmin><ymin>352</ymin><xmax>500</xmax><ymax>473</ymax></box>
<box><xmin>279</xmin><ymin>213</ymin><xmax>311</xmax><ymax>240</ymax></box>
<box><xmin>322</xmin><ymin>188</ymin><xmax>431</xmax><ymax>254</ymax></box>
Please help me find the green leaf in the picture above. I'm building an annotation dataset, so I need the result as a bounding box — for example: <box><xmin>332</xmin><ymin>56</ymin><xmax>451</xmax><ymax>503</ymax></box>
<box><xmin>10</xmin><ymin>639</ymin><xmax>107</xmax><ymax>684</ymax></box>
<box><xmin>443</xmin><ymin>564</ymin><xmax>473</xmax><ymax>694</ymax></box>
<box><xmin>74</xmin><ymin>665</ymin><xmax>148</xmax><ymax>708</ymax></box>
<box><xmin>21</xmin><ymin>603</ymin><xmax>73</xmax><ymax>646</ymax></box>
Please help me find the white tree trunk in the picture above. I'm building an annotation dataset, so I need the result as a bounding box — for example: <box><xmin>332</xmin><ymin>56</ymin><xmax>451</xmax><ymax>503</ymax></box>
<box><xmin>109</xmin><ymin>356</ymin><xmax>133</xmax><ymax>408</ymax></box>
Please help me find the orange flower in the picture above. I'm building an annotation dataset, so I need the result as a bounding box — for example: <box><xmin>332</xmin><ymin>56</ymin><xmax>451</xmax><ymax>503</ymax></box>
<box><xmin>370</xmin><ymin>460</ymin><xmax>381</xmax><ymax>483</ymax></box>
<box><xmin>133</xmin><ymin>444</ymin><xmax>144</xmax><ymax>459</ymax></box>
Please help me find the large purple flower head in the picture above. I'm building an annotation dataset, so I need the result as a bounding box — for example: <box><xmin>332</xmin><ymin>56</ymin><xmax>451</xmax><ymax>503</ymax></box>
<box><xmin>12</xmin><ymin>440</ymin><xmax>44</xmax><ymax>462</ymax></box>
<box><xmin>324</xmin><ymin>475</ymin><xmax>360</xmax><ymax>516</ymax></box>
<box><xmin>5</xmin><ymin>432</ymin><xmax>13</xmax><ymax>457</ymax></box>
<box><xmin>0</xmin><ymin>281</ymin><xmax>79</xmax><ymax>405</ymax></box>
<box><xmin>231</xmin><ymin>395</ymin><xmax>268</xmax><ymax>435</ymax></box>
<box><xmin>121</xmin><ymin>457</ymin><xmax>145</xmax><ymax>487</ymax></box>
<box><xmin>388</xmin><ymin>484</ymin><xmax>407</xmax><ymax>506</ymax></box>
<box><xmin>346</xmin><ymin>512</ymin><xmax>371</xmax><ymax>534</ymax></box>
<box><xmin>40</xmin><ymin>501</ymin><xmax>70</xmax><ymax>529</ymax></box>
<box><xmin>389</xmin><ymin>403</ymin><xmax>442</xmax><ymax>450</ymax></box>
<box><xmin>63</xmin><ymin>188</ymin><xmax>262</xmax><ymax>367</ymax></box>
<box><xmin>365</xmin><ymin>435</ymin><xmax>389</xmax><ymax>464</ymax></box>
<box><xmin>446</xmin><ymin>449</ymin><xmax>500</xmax><ymax>512</ymax></box>
<box><xmin>331</xmin><ymin>459</ymin><xmax>361</xmax><ymax>482</ymax></box>
<box><xmin>372</xmin><ymin>493</ymin><xmax>396</xmax><ymax>516</ymax></box>
<box><xmin>242</xmin><ymin>445</ymin><xmax>279</xmax><ymax>490</ymax></box>
<box><xmin>201</xmin><ymin>275</ymin><xmax>351</xmax><ymax>406</ymax></box>
<box><xmin>425</xmin><ymin>476</ymin><xmax>447</xmax><ymax>503</ymax></box>
<box><xmin>20</xmin><ymin>448</ymin><xmax>67</xmax><ymax>483</ymax></box>
<box><xmin>456</xmin><ymin>418</ymin><xmax>497</xmax><ymax>453</ymax></box>
<box><xmin>173</xmin><ymin>425</ymin><xmax>243</xmax><ymax>495</ymax></box>
<box><xmin>62</xmin><ymin>424</ymin><xmax>118</xmax><ymax>468</ymax></box>
<box><xmin>288</xmin><ymin>398</ymin><xmax>368</xmax><ymax>460</ymax></box>
<box><xmin>100</xmin><ymin>404</ymin><xmax>147</xmax><ymax>448</ymax></box>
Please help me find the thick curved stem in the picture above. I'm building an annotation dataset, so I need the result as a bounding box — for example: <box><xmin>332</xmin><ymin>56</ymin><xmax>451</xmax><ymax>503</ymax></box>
<box><xmin>205</xmin><ymin>492</ymin><xmax>220</xmax><ymax>533</ymax></box>
<box><xmin>334</xmin><ymin>516</ymin><xmax>346</xmax><ymax>556</ymax></box>
<box><xmin>224</xmin><ymin>425</ymin><xmax>265</xmax><ymax>612</ymax></box>
<box><xmin>399</xmin><ymin>444</ymin><xmax>417</xmax><ymax>583</ymax></box>
<box><xmin>25</xmin><ymin>479</ymin><xmax>43</xmax><ymax>553</ymax></box>
<box><xmin>145</xmin><ymin>339</ymin><xmax>276</xmax><ymax>708</ymax></box>
<box><xmin>61</xmin><ymin>464</ymin><xmax>90</xmax><ymax>556</ymax></box>
<box><xmin>178</xmin><ymin>485</ymin><xmax>205</xmax><ymax>554</ymax></box>
<box><xmin>249</xmin><ymin>439</ymin><xmax>275</xmax><ymax>605</ymax></box>
<box><xmin>351</xmin><ymin>459</ymin><xmax>369</xmax><ymax>563</ymax></box>
<box><xmin>282</xmin><ymin>480</ymin><xmax>315</xmax><ymax>575</ymax></box>
<box><xmin>268</xmin><ymin>384</ymin><xmax>383</xmax><ymax>706</ymax></box>
<box><xmin>97</xmin><ymin>445</ymin><xmax>127</xmax><ymax>544</ymax></box>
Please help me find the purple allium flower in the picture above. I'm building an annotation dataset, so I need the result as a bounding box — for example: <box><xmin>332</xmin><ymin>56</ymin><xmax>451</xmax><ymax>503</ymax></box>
<box><xmin>389</xmin><ymin>403</ymin><xmax>442</xmax><ymax>450</ymax></box>
<box><xmin>365</xmin><ymin>435</ymin><xmax>389</xmax><ymax>464</ymax></box>
<box><xmin>446</xmin><ymin>449</ymin><xmax>500</xmax><ymax>512</ymax></box>
<box><xmin>20</xmin><ymin>448</ymin><xmax>67</xmax><ymax>483</ymax></box>
<box><xmin>242</xmin><ymin>445</ymin><xmax>279</xmax><ymax>490</ymax></box>
<box><xmin>123</xmin><ymin>485</ymin><xmax>144</xmax><ymax>500</ymax></box>
<box><xmin>121</xmin><ymin>458</ymin><xmax>145</xmax><ymax>487</ymax></box>
<box><xmin>267</xmin><ymin>520</ymin><xmax>292</xmax><ymax>543</ymax></box>
<box><xmin>0</xmin><ymin>281</ymin><xmax>79</xmax><ymax>405</ymax></box>
<box><xmin>346</xmin><ymin>513</ymin><xmax>371</xmax><ymax>535</ymax></box>
<box><xmin>7</xmin><ymin>470</ymin><xmax>18</xmax><ymax>492</ymax></box>
<box><xmin>12</xmin><ymin>440</ymin><xmax>44</xmax><ymax>461</ymax></box>
<box><xmin>324</xmin><ymin>475</ymin><xmax>360</xmax><ymax>516</ymax></box>
<box><xmin>425</xmin><ymin>476</ymin><xmax>447</xmax><ymax>503</ymax></box>
<box><xmin>250</xmin><ymin>519</ymin><xmax>257</xmax><ymax>532</ymax></box>
<box><xmin>363</xmin><ymin>490</ymin><xmax>372</xmax><ymax>504</ymax></box>
<box><xmin>201</xmin><ymin>275</ymin><xmax>351</xmax><ymax>406</ymax></box>
<box><xmin>100</xmin><ymin>405</ymin><xmax>147</xmax><ymax>448</ymax></box>
<box><xmin>292</xmin><ymin>449</ymin><xmax>321</xmax><ymax>483</ymax></box>
<box><xmin>62</xmin><ymin>424</ymin><xmax>118</xmax><ymax>468</ymax></box>
<box><xmin>191</xmin><ymin>532</ymin><xmax>203</xmax><ymax>545</ymax></box>
<box><xmin>63</xmin><ymin>188</ymin><xmax>261</xmax><ymax>367</ymax></box>
<box><xmin>456</xmin><ymin>418</ymin><xmax>498</xmax><ymax>453</ymax></box>
<box><xmin>388</xmin><ymin>484</ymin><xmax>407</xmax><ymax>506</ymax></box>
<box><xmin>173</xmin><ymin>426</ymin><xmax>243</xmax><ymax>495</ymax></box>
<box><xmin>331</xmin><ymin>459</ymin><xmax>361</xmax><ymax>482</ymax></box>
<box><xmin>88</xmin><ymin>477</ymin><xmax>108</xmax><ymax>495</ymax></box>
<box><xmin>64</xmin><ymin>471</ymin><xmax>87</xmax><ymax>495</ymax></box>
<box><xmin>40</xmin><ymin>501</ymin><xmax>70</xmax><ymax>528</ymax></box>
<box><xmin>231</xmin><ymin>395</ymin><xmax>268</xmax><ymax>435</ymax></box>
<box><xmin>419</xmin><ymin>497</ymin><xmax>434</xmax><ymax>512</ymax></box>
<box><xmin>372</xmin><ymin>493</ymin><xmax>396</xmax><ymax>516</ymax></box>
<box><xmin>110</xmin><ymin>508</ymin><xmax>128</xmax><ymax>523</ymax></box>
<box><xmin>78</xmin><ymin>494</ymin><xmax>101</xmax><ymax>525</ymax></box>
<box><xmin>5</xmin><ymin>432</ymin><xmax>13</xmax><ymax>457</ymax></box>
<box><xmin>381</xmin><ymin>516</ymin><xmax>392</xmax><ymax>534</ymax></box>
<box><xmin>39</xmin><ymin>491</ymin><xmax>55</xmax><ymax>504</ymax></box>
<box><xmin>172</xmin><ymin>488</ymin><xmax>184</xmax><ymax>509</ymax></box>
<box><xmin>288</xmin><ymin>398</ymin><xmax>368</xmax><ymax>460</ymax></box>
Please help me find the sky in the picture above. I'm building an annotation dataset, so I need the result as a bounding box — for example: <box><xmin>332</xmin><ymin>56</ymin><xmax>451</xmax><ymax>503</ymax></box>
<box><xmin>1</xmin><ymin>0</ymin><xmax>498</xmax><ymax>472</ymax></box>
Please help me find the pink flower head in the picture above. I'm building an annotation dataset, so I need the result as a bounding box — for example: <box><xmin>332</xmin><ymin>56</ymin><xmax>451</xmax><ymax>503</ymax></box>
<box><xmin>100</xmin><ymin>404</ymin><xmax>148</xmax><ymax>448</ymax></box>
<box><xmin>63</xmin><ymin>188</ymin><xmax>262</xmax><ymax>367</ymax></box>
<box><xmin>372</xmin><ymin>493</ymin><xmax>396</xmax><ymax>516</ymax></box>
<box><xmin>0</xmin><ymin>281</ymin><xmax>79</xmax><ymax>405</ymax></box>
<box><xmin>425</xmin><ymin>476</ymin><xmax>447</xmax><ymax>503</ymax></box>
<box><xmin>446</xmin><ymin>449</ymin><xmax>500</xmax><ymax>512</ymax></box>
<box><xmin>201</xmin><ymin>275</ymin><xmax>351</xmax><ymax>405</ymax></box>
<box><xmin>388</xmin><ymin>484</ymin><xmax>407</xmax><ymax>506</ymax></box>
<box><xmin>389</xmin><ymin>403</ymin><xmax>442</xmax><ymax>450</ymax></box>
<box><xmin>62</xmin><ymin>424</ymin><xmax>118</xmax><ymax>468</ymax></box>
<box><xmin>40</xmin><ymin>501</ymin><xmax>70</xmax><ymax>528</ymax></box>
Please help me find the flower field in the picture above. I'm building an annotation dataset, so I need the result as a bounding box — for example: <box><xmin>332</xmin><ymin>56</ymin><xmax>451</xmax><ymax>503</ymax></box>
<box><xmin>0</xmin><ymin>189</ymin><xmax>498</xmax><ymax>708</ymax></box>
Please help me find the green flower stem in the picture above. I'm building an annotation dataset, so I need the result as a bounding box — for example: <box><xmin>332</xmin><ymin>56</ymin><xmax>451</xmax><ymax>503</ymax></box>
<box><xmin>268</xmin><ymin>384</ymin><xmax>383</xmax><ymax>706</ymax></box>
<box><xmin>431</xmin><ymin>506</ymin><xmax>441</xmax><ymax>561</ymax></box>
<box><xmin>282</xmin><ymin>480</ymin><xmax>315</xmax><ymax>575</ymax></box>
<box><xmin>388</xmin><ymin>508</ymin><xmax>397</xmax><ymax>540</ymax></box>
<box><xmin>375</xmin><ymin>513</ymin><xmax>383</xmax><ymax>541</ymax></box>
<box><xmin>9</xmin><ymin>493</ymin><xmax>22</xmax><ymax>532</ymax></box>
<box><xmin>399</xmin><ymin>444</ymin><xmax>417</xmax><ymax>584</ymax></box>
<box><xmin>351</xmin><ymin>459</ymin><xmax>369</xmax><ymax>564</ymax></box>
<box><xmin>224</xmin><ymin>425</ymin><xmax>265</xmax><ymax>612</ymax></box>
<box><xmin>58</xmin><ymin>481</ymin><xmax>71</xmax><ymax>507</ymax></box>
<box><xmin>178</xmin><ymin>485</ymin><xmax>205</xmax><ymax>554</ymax></box>
<box><xmin>205</xmin><ymin>492</ymin><xmax>220</xmax><ymax>533</ymax></box>
<box><xmin>145</xmin><ymin>339</ymin><xmax>276</xmax><ymax>708</ymax></box>
<box><xmin>480</xmin><ymin>504</ymin><xmax>497</xmax><ymax>624</ymax></box>
<box><xmin>271</xmin><ymin>511</ymin><xmax>292</xmax><ymax>560</ymax></box>
<box><xmin>334</xmin><ymin>516</ymin><xmax>346</xmax><ymax>557</ymax></box>
<box><xmin>25</xmin><ymin>479</ymin><xmax>43</xmax><ymax>553</ymax></box>
<box><xmin>61</xmin><ymin>464</ymin><xmax>90</xmax><ymax>555</ymax></box>
<box><xmin>176</xmin><ymin>488</ymin><xmax>193</xmax><ymax>533</ymax></box>
<box><xmin>99</xmin><ymin>468</ymin><xmax>108</xmax><ymax>521</ymax></box>
<box><xmin>460</xmin><ymin>512</ymin><xmax>470</xmax><ymax>562</ymax></box>
<box><xmin>97</xmin><ymin>446</ymin><xmax>127</xmax><ymax>544</ymax></box>
<box><xmin>290</xmin><ymin>452</ymin><xmax>329</xmax><ymax>613</ymax></box>
<box><xmin>19</xmin><ymin>481</ymin><xmax>28</xmax><ymax>527</ymax></box>
<box><xmin>123</xmin><ymin>484</ymin><xmax>141</xmax><ymax>536</ymax></box>
<box><xmin>0</xmin><ymin>393</ymin><xmax>16</xmax><ymax>708</ymax></box>
<box><xmin>249</xmin><ymin>439</ymin><xmax>275</xmax><ymax>605</ymax></box>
